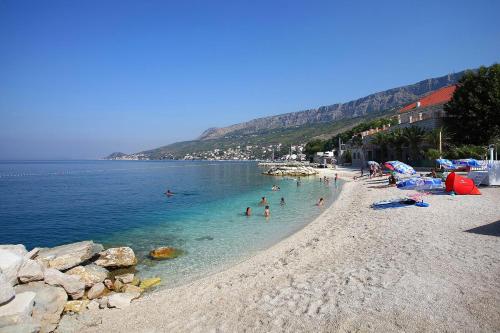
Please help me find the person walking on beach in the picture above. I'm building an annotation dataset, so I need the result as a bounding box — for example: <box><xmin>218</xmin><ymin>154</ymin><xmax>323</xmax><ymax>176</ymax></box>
<box><xmin>260</xmin><ymin>197</ymin><xmax>268</xmax><ymax>205</ymax></box>
<box><xmin>245</xmin><ymin>207</ymin><xmax>252</xmax><ymax>216</ymax></box>
<box><xmin>280</xmin><ymin>197</ymin><xmax>286</xmax><ymax>206</ymax></box>
<box><xmin>264</xmin><ymin>205</ymin><xmax>270</xmax><ymax>217</ymax></box>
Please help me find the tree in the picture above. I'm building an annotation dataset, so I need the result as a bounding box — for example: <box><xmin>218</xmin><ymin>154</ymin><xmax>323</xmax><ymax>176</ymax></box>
<box><xmin>304</xmin><ymin>139</ymin><xmax>326</xmax><ymax>156</ymax></box>
<box><xmin>402</xmin><ymin>126</ymin><xmax>426</xmax><ymax>162</ymax></box>
<box><xmin>387</xmin><ymin>128</ymin><xmax>406</xmax><ymax>160</ymax></box>
<box><xmin>371</xmin><ymin>132</ymin><xmax>390</xmax><ymax>161</ymax></box>
<box><xmin>444</xmin><ymin>64</ymin><xmax>500</xmax><ymax>146</ymax></box>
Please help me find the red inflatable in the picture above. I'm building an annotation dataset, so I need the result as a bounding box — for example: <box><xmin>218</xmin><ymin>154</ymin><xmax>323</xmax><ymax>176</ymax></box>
<box><xmin>445</xmin><ymin>172</ymin><xmax>481</xmax><ymax>195</ymax></box>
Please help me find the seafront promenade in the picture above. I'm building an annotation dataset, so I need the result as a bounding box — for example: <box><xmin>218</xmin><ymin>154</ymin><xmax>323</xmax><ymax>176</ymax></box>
<box><xmin>81</xmin><ymin>168</ymin><xmax>500</xmax><ymax>332</ymax></box>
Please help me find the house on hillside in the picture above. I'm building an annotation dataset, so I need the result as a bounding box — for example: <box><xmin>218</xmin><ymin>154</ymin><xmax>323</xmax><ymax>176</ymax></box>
<box><xmin>349</xmin><ymin>85</ymin><xmax>457</xmax><ymax>167</ymax></box>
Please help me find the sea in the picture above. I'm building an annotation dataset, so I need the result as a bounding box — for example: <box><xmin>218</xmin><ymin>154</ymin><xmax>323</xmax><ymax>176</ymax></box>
<box><xmin>0</xmin><ymin>160</ymin><xmax>341</xmax><ymax>287</ymax></box>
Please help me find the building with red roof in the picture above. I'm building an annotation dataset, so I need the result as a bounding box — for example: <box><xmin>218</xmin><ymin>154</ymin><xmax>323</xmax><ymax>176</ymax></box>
<box><xmin>398</xmin><ymin>85</ymin><xmax>457</xmax><ymax>113</ymax></box>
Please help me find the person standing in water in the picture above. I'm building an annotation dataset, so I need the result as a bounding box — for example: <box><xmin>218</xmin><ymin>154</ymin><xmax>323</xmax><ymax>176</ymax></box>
<box><xmin>317</xmin><ymin>197</ymin><xmax>324</xmax><ymax>206</ymax></box>
<box><xmin>245</xmin><ymin>207</ymin><xmax>252</xmax><ymax>216</ymax></box>
<box><xmin>264</xmin><ymin>205</ymin><xmax>270</xmax><ymax>217</ymax></box>
<box><xmin>334</xmin><ymin>173</ymin><xmax>338</xmax><ymax>185</ymax></box>
<box><xmin>260</xmin><ymin>197</ymin><xmax>268</xmax><ymax>205</ymax></box>
<box><xmin>280</xmin><ymin>197</ymin><xmax>286</xmax><ymax>206</ymax></box>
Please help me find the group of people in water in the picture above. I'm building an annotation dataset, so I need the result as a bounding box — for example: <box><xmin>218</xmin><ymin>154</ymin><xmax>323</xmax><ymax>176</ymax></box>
<box><xmin>166</xmin><ymin>175</ymin><xmax>331</xmax><ymax>219</ymax></box>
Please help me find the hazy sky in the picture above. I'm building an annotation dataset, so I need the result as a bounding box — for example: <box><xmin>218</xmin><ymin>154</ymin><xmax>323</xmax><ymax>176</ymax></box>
<box><xmin>1</xmin><ymin>0</ymin><xmax>499</xmax><ymax>159</ymax></box>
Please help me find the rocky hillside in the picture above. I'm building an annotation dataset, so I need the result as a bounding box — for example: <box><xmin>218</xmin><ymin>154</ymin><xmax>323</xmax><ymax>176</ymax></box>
<box><xmin>198</xmin><ymin>71</ymin><xmax>465</xmax><ymax>140</ymax></box>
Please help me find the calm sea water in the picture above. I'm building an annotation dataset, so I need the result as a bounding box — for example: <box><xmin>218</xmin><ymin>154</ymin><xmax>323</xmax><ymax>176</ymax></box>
<box><xmin>0</xmin><ymin>160</ymin><xmax>340</xmax><ymax>287</ymax></box>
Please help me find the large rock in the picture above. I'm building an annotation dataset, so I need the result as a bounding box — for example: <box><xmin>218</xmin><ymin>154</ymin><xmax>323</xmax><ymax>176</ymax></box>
<box><xmin>65</xmin><ymin>265</ymin><xmax>108</xmax><ymax>288</ymax></box>
<box><xmin>0</xmin><ymin>292</ymin><xmax>36</xmax><ymax>327</ymax></box>
<box><xmin>44</xmin><ymin>269</ymin><xmax>85</xmax><ymax>300</ymax></box>
<box><xmin>63</xmin><ymin>300</ymin><xmax>88</xmax><ymax>314</ymax></box>
<box><xmin>15</xmin><ymin>282</ymin><xmax>66</xmax><ymax>333</ymax></box>
<box><xmin>94</xmin><ymin>247</ymin><xmax>137</xmax><ymax>268</ymax></box>
<box><xmin>35</xmin><ymin>241</ymin><xmax>103</xmax><ymax>271</ymax></box>
<box><xmin>17</xmin><ymin>260</ymin><xmax>44</xmax><ymax>284</ymax></box>
<box><xmin>0</xmin><ymin>250</ymin><xmax>23</xmax><ymax>286</ymax></box>
<box><xmin>149</xmin><ymin>247</ymin><xmax>183</xmax><ymax>260</ymax></box>
<box><xmin>0</xmin><ymin>274</ymin><xmax>15</xmax><ymax>305</ymax></box>
<box><xmin>107</xmin><ymin>292</ymin><xmax>140</xmax><ymax>309</ymax></box>
<box><xmin>0</xmin><ymin>245</ymin><xmax>27</xmax><ymax>257</ymax></box>
<box><xmin>86</xmin><ymin>283</ymin><xmax>105</xmax><ymax>300</ymax></box>
<box><xmin>114</xmin><ymin>273</ymin><xmax>134</xmax><ymax>284</ymax></box>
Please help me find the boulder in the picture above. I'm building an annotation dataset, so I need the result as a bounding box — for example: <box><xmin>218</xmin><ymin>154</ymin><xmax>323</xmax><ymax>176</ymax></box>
<box><xmin>63</xmin><ymin>300</ymin><xmax>89</xmax><ymax>314</ymax></box>
<box><xmin>86</xmin><ymin>300</ymin><xmax>99</xmax><ymax>311</ymax></box>
<box><xmin>17</xmin><ymin>260</ymin><xmax>44</xmax><ymax>283</ymax></box>
<box><xmin>0</xmin><ymin>292</ymin><xmax>36</xmax><ymax>327</ymax></box>
<box><xmin>149</xmin><ymin>247</ymin><xmax>183</xmax><ymax>260</ymax></box>
<box><xmin>103</xmin><ymin>279</ymin><xmax>114</xmax><ymax>290</ymax></box>
<box><xmin>86</xmin><ymin>283</ymin><xmax>105</xmax><ymax>300</ymax></box>
<box><xmin>96</xmin><ymin>297</ymin><xmax>108</xmax><ymax>309</ymax></box>
<box><xmin>112</xmin><ymin>280</ymin><xmax>124</xmax><ymax>292</ymax></box>
<box><xmin>0</xmin><ymin>245</ymin><xmax>27</xmax><ymax>257</ymax></box>
<box><xmin>65</xmin><ymin>265</ymin><xmax>108</xmax><ymax>288</ymax></box>
<box><xmin>14</xmin><ymin>282</ymin><xmax>67</xmax><ymax>333</ymax></box>
<box><xmin>94</xmin><ymin>247</ymin><xmax>137</xmax><ymax>268</ymax></box>
<box><xmin>24</xmin><ymin>248</ymin><xmax>40</xmax><ymax>260</ymax></box>
<box><xmin>43</xmin><ymin>269</ymin><xmax>85</xmax><ymax>300</ymax></box>
<box><xmin>35</xmin><ymin>241</ymin><xmax>103</xmax><ymax>271</ymax></box>
<box><xmin>0</xmin><ymin>250</ymin><xmax>23</xmax><ymax>286</ymax></box>
<box><xmin>0</xmin><ymin>274</ymin><xmax>15</xmax><ymax>305</ymax></box>
<box><xmin>139</xmin><ymin>277</ymin><xmax>161</xmax><ymax>290</ymax></box>
<box><xmin>107</xmin><ymin>292</ymin><xmax>140</xmax><ymax>309</ymax></box>
<box><xmin>114</xmin><ymin>273</ymin><xmax>134</xmax><ymax>284</ymax></box>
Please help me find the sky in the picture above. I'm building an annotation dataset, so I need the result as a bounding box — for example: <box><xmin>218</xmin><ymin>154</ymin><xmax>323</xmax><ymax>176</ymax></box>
<box><xmin>1</xmin><ymin>0</ymin><xmax>499</xmax><ymax>159</ymax></box>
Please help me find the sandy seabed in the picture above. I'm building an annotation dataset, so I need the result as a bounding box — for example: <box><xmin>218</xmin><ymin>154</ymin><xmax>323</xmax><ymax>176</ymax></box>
<box><xmin>83</xmin><ymin>168</ymin><xmax>500</xmax><ymax>333</ymax></box>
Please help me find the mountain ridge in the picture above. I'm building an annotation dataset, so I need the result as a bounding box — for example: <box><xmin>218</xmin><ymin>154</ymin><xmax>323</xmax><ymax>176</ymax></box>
<box><xmin>197</xmin><ymin>71</ymin><xmax>465</xmax><ymax>141</ymax></box>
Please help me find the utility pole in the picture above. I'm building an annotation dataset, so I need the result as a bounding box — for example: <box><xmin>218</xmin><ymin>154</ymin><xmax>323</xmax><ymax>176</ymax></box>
<box><xmin>439</xmin><ymin>129</ymin><xmax>442</xmax><ymax>158</ymax></box>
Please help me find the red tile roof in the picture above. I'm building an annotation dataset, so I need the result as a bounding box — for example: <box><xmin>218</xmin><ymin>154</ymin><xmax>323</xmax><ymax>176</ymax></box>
<box><xmin>399</xmin><ymin>85</ymin><xmax>457</xmax><ymax>113</ymax></box>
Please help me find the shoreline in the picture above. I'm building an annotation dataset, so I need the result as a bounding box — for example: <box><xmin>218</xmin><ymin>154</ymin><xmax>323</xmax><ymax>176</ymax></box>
<box><xmin>79</xmin><ymin>168</ymin><xmax>499</xmax><ymax>331</ymax></box>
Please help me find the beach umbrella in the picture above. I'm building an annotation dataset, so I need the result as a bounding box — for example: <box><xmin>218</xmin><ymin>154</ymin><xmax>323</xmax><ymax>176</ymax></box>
<box><xmin>384</xmin><ymin>161</ymin><xmax>416</xmax><ymax>175</ymax></box>
<box><xmin>436</xmin><ymin>158</ymin><xmax>456</xmax><ymax>170</ymax></box>
<box><xmin>452</xmin><ymin>158</ymin><xmax>483</xmax><ymax>168</ymax></box>
<box><xmin>396</xmin><ymin>177</ymin><xmax>443</xmax><ymax>190</ymax></box>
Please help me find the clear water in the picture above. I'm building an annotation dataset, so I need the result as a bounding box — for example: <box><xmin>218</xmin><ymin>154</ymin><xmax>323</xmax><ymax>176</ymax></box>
<box><xmin>0</xmin><ymin>160</ymin><xmax>341</xmax><ymax>287</ymax></box>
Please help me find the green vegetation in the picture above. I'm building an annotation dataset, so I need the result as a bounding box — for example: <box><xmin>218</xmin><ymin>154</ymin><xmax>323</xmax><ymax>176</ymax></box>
<box><xmin>142</xmin><ymin>109</ymin><xmax>395</xmax><ymax>159</ymax></box>
<box><xmin>444</xmin><ymin>64</ymin><xmax>500</xmax><ymax>146</ymax></box>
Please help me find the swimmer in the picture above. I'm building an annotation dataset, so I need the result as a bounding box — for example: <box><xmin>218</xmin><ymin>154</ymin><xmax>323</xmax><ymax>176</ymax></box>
<box><xmin>264</xmin><ymin>205</ymin><xmax>270</xmax><ymax>217</ymax></box>
<box><xmin>260</xmin><ymin>197</ymin><xmax>268</xmax><ymax>205</ymax></box>
<box><xmin>245</xmin><ymin>207</ymin><xmax>252</xmax><ymax>216</ymax></box>
<box><xmin>280</xmin><ymin>197</ymin><xmax>285</xmax><ymax>206</ymax></box>
<box><xmin>165</xmin><ymin>190</ymin><xmax>174</xmax><ymax>196</ymax></box>
<box><xmin>317</xmin><ymin>197</ymin><xmax>324</xmax><ymax>206</ymax></box>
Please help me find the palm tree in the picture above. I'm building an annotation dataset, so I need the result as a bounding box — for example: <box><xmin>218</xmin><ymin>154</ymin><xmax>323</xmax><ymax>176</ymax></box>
<box><xmin>402</xmin><ymin>126</ymin><xmax>426</xmax><ymax>162</ymax></box>
<box><xmin>425</xmin><ymin>127</ymin><xmax>449</xmax><ymax>154</ymax></box>
<box><xmin>387</xmin><ymin>128</ymin><xmax>406</xmax><ymax>161</ymax></box>
<box><xmin>371</xmin><ymin>132</ymin><xmax>390</xmax><ymax>161</ymax></box>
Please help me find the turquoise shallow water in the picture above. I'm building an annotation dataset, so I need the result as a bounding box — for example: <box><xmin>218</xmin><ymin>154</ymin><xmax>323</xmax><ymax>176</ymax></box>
<box><xmin>0</xmin><ymin>160</ymin><xmax>340</xmax><ymax>287</ymax></box>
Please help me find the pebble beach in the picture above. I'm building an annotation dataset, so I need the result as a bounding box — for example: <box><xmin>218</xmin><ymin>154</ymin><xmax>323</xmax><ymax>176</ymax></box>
<box><xmin>80</xmin><ymin>168</ymin><xmax>500</xmax><ymax>332</ymax></box>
